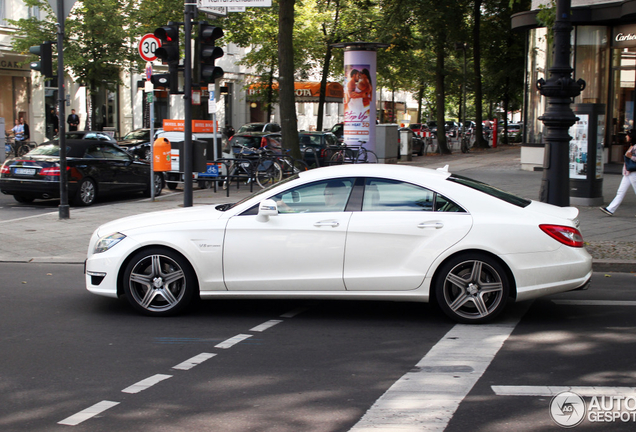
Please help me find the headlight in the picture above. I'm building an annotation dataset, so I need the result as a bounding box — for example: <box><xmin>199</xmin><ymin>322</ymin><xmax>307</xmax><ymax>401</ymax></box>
<box><xmin>94</xmin><ymin>233</ymin><xmax>126</xmax><ymax>254</ymax></box>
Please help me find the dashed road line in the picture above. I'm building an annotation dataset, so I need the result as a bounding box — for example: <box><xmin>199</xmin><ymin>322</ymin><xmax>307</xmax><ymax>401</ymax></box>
<box><xmin>58</xmin><ymin>400</ymin><xmax>120</xmax><ymax>426</ymax></box>
<box><xmin>214</xmin><ymin>333</ymin><xmax>253</xmax><ymax>349</ymax></box>
<box><xmin>250</xmin><ymin>320</ymin><xmax>284</xmax><ymax>332</ymax></box>
<box><xmin>121</xmin><ymin>374</ymin><xmax>173</xmax><ymax>394</ymax></box>
<box><xmin>492</xmin><ymin>386</ymin><xmax>636</xmax><ymax>397</ymax></box>
<box><xmin>553</xmin><ymin>300</ymin><xmax>636</xmax><ymax>307</ymax></box>
<box><xmin>58</xmin><ymin>308</ymin><xmax>306</xmax><ymax>426</ymax></box>
<box><xmin>173</xmin><ymin>353</ymin><xmax>217</xmax><ymax>371</ymax></box>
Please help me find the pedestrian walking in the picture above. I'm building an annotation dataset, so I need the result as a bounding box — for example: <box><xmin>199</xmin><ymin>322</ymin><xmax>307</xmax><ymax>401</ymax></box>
<box><xmin>600</xmin><ymin>132</ymin><xmax>636</xmax><ymax>216</ymax></box>
<box><xmin>19</xmin><ymin>117</ymin><xmax>30</xmax><ymax>141</ymax></box>
<box><xmin>67</xmin><ymin>109</ymin><xmax>80</xmax><ymax>131</ymax></box>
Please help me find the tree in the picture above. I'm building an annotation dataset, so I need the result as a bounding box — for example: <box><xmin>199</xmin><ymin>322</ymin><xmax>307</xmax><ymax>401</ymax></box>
<box><xmin>279</xmin><ymin>0</ymin><xmax>301</xmax><ymax>158</ymax></box>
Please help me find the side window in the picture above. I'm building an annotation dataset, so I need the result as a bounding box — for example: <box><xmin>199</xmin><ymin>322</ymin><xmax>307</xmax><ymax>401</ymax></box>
<box><xmin>362</xmin><ymin>178</ymin><xmax>465</xmax><ymax>212</ymax></box>
<box><xmin>84</xmin><ymin>145</ymin><xmax>105</xmax><ymax>158</ymax></box>
<box><xmin>271</xmin><ymin>178</ymin><xmax>355</xmax><ymax>213</ymax></box>
<box><xmin>101</xmin><ymin>145</ymin><xmax>130</xmax><ymax>160</ymax></box>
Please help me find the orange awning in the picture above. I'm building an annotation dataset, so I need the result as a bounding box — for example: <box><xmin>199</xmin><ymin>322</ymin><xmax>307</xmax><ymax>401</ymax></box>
<box><xmin>247</xmin><ymin>81</ymin><xmax>343</xmax><ymax>102</ymax></box>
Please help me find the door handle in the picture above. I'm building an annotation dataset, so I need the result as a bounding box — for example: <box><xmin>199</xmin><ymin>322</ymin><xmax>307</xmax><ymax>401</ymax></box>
<box><xmin>418</xmin><ymin>222</ymin><xmax>444</xmax><ymax>229</ymax></box>
<box><xmin>314</xmin><ymin>220</ymin><xmax>339</xmax><ymax>228</ymax></box>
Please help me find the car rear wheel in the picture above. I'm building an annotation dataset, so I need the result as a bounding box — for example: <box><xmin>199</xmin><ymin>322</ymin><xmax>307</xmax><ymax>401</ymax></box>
<box><xmin>73</xmin><ymin>178</ymin><xmax>97</xmax><ymax>206</ymax></box>
<box><xmin>122</xmin><ymin>248</ymin><xmax>197</xmax><ymax>316</ymax></box>
<box><xmin>14</xmin><ymin>195</ymin><xmax>34</xmax><ymax>204</ymax></box>
<box><xmin>435</xmin><ymin>253</ymin><xmax>510</xmax><ymax>324</ymax></box>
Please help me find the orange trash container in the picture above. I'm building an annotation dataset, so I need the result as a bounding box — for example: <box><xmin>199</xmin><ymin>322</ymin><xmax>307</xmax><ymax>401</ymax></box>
<box><xmin>153</xmin><ymin>137</ymin><xmax>171</xmax><ymax>171</ymax></box>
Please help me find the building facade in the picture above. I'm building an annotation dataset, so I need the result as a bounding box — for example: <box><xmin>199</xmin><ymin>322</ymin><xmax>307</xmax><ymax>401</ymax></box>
<box><xmin>514</xmin><ymin>0</ymin><xmax>636</xmax><ymax>170</ymax></box>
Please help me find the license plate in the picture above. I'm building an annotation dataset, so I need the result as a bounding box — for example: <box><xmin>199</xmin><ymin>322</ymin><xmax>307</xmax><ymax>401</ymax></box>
<box><xmin>14</xmin><ymin>168</ymin><xmax>36</xmax><ymax>175</ymax></box>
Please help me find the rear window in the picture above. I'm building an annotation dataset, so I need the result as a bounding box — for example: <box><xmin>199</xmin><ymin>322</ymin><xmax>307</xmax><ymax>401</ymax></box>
<box><xmin>230</xmin><ymin>136</ymin><xmax>261</xmax><ymax>149</ymax></box>
<box><xmin>448</xmin><ymin>175</ymin><xmax>531</xmax><ymax>207</ymax></box>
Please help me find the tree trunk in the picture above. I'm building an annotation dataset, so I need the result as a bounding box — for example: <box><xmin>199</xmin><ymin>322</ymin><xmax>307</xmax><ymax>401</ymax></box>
<box><xmin>316</xmin><ymin>43</ymin><xmax>333</xmax><ymax>132</ymax></box>
<box><xmin>435</xmin><ymin>35</ymin><xmax>450</xmax><ymax>154</ymax></box>
<box><xmin>278</xmin><ymin>0</ymin><xmax>300</xmax><ymax>158</ymax></box>
<box><xmin>473</xmin><ymin>0</ymin><xmax>488</xmax><ymax>148</ymax></box>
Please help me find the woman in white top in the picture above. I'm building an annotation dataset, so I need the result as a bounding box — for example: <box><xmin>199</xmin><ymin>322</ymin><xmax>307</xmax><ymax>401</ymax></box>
<box><xmin>600</xmin><ymin>135</ymin><xmax>636</xmax><ymax>216</ymax></box>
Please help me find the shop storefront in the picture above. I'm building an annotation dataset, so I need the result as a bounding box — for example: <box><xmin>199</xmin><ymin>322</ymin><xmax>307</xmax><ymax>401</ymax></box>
<box><xmin>513</xmin><ymin>0</ymin><xmax>636</xmax><ymax>169</ymax></box>
<box><xmin>0</xmin><ymin>53</ymin><xmax>31</xmax><ymax>133</ymax></box>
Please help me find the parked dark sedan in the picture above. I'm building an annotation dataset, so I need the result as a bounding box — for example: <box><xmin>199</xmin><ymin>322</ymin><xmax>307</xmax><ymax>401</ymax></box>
<box><xmin>66</xmin><ymin>131</ymin><xmax>118</xmax><ymax>143</ymax></box>
<box><xmin>0</xmin><ymin>140</ymin><xmax>163</xmax><ymax>206</ymax></box>
<box><xmin>117</xmin><ymin>128</ymin><xmax>152</xmax><ymax>160</ymax></box>
<box><xmin>299</xmin><ymin>131</ymin><xmax>342</xmax><ymax>167</ymax></box>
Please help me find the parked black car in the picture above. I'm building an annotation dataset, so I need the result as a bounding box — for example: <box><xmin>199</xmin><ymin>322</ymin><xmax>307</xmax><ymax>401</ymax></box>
<box><xmin>236</xmin><ymin>122</ymin><xmax>282</xmax><ymax>134</ymax></box>
<box><xmin>397</xmin><ymin>127</ymin><xmax>425</xmax><ymax>156</ymax></box>
<box><xmin>0</xmin><ymin>140</ymin><xmax>163</xmax><ymax>206</ymax></box>
<box><xmin>330</xmin><ymin>123</ymin><xmax>344</xmax><ymax>143</ymax></box>
<box><xmin>65</xmin><ymin>131</ymin><xmax>118</xmax><ymax>143</ymax></box>
<box><xmin>299</xmin><ymin>131</ymin><xmax>342</xmax><ymax>166</ymax></box>
<box><xmin>117</xmin><ymin>128</ymin><xmax>152</xmax><ymax>160</ymax></box>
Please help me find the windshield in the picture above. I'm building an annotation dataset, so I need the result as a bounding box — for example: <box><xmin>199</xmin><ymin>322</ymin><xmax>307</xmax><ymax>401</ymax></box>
<box><xmin>28</xmin><ymin>144</ymin><xmax>61</xmax><ymax>157</ymax></box>
<box><xmin>123</xmin><ymin>130</ymin><xmax>149</xmax><ymax>140</ymax></box>
<box><xmin>238</xmin><ymin>124</ymin><xmax>265</xmax><ymax>133</ymax></box>
<box><xmin>448</xmin><ymin>174</ymin><xmax>531</xmax><ymax>207</ymax></box>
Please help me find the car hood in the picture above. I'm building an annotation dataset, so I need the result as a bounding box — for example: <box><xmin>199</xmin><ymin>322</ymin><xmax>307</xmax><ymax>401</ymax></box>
<box><xmin>95</xmin><ymin>205</ymin><xmax>225</xmax><ymax>236</ymax></box>
<box><xmin>526</xmin><ymin>200</ymin><xmax>580</xmax><ymax>224</ymax></box>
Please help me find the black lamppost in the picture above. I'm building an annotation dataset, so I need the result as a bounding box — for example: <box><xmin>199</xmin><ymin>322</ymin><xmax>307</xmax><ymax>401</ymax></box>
<box><xmin>536</xmin><ymin>0</ymin><xmax>586</xmax><ymax>206</ymax></box>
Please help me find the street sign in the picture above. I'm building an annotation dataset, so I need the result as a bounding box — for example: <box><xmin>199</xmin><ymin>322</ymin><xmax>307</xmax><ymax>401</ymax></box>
<box><xmin>139</xmin><ymin>34</ymin><xmax>161</xmax><ymax>62</ymax></box>
<box><xmin>145</xmin><ymin>62</ymin><xmax>153</xmax><ymax>81</ymax></box>
<box><xmin>47</xmin><ymin>0</ymin><xmax>76</xmax><ymax>21</ymax></box>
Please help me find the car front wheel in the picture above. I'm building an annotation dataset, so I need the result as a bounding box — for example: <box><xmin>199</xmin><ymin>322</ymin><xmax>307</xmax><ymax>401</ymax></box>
<box><xmin>435</xmin><ymin>253</ymin><xmax>510</xmax><ymax>324</ymax></box>
<box><xmin>122</xmin><ymin>248</ymin><xmax>197</xmax><ymax>316</ymax></box>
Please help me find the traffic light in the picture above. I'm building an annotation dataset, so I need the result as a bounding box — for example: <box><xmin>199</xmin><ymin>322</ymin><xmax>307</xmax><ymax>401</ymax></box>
<box><xmin>154</xmin><ymin>23</ymin><xmax>180</xmax><ymax>93</ymax></box>
<box><xmin>198</xmin><ymin>23</ymin><xmax>224</xmax><ymax>84</ymax></box>
<box><xmin>154</xmin><ymin>24</ymin><xmax>180</xmax><ymax>64</ymax></box>
<box><xmin>29</xmin><ymin>41</ymin><xmax>54</xmax><ymax>78</ymax></box>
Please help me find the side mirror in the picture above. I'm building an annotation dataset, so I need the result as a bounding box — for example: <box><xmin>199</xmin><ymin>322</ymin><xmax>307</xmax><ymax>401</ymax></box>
<box><xmin>256</xmin><ymin>199</ymin><xmax>278</xmax><ymax>222</ymax></box>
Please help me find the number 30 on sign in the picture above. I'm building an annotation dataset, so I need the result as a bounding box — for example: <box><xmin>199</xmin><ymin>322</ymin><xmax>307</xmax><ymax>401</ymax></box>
<box><xmin>139</xmin><ymin>34</ymin><xmax>161</xmax><ymax>62</ymax></box>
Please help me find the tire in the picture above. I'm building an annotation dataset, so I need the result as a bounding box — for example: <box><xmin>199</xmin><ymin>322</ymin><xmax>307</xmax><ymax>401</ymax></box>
<box><xmin>329</xmin><ymin>152</ymin><xmax>345</xmax><ymax>165</ymax></box>
<box><xmin>255</xmin><ymin>160</ymin><xmax>282</xmax><ymax>188</ymax></box>
<box><xmin>17</xmin><ymin>144</ymin><xmax>30</xmax><ymax>157</ymax></box>
<box><xmin>359</xmin><ymin>150</ymin><xmax>378</xmax><ymax>163</ymax></box>
<box><xmin>166</xmin><ymin>174</ymin><xmax>179</xmax><ymax>190</ymax></box>
<box><xmin>144</xmin><ymin>172</ymin><xmax>164</xmax><ymax>197</ymax></box>
<box><xmin>435</xmin><ymin>253</ymin><xmax>510</xmax><ymax>324</ymax></box>
<box><xmin>14</xmin><ymin>195</ymin><xmax>34</xmax><ymax>204</ymax></box>
<box><xmin>73</xmin><ymin>178</ymin><xmax>97</xmax><ymax>206</ymax></box>
<box><xmin>122</xmin><ymin>247</ymin><xmax>197</xmax><ymax>316</ymax></box>
<box><xmin>292</xmin><ymin>159</ymin><xmax>309</xmax><ymax>173</ymax></box>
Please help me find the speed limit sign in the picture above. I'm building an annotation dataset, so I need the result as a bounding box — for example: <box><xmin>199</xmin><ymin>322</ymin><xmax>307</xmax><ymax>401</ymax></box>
<box><xmin>138</xmin><ymin>34</ymin><xmax>161</xmax><ymax>62</ymax></box>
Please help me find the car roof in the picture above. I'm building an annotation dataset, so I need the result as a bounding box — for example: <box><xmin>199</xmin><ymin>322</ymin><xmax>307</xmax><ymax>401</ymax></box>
<box><xmin>296</xmin><ymin>162</ymin><xmax>452</xmax><ymax>183</ymax></box>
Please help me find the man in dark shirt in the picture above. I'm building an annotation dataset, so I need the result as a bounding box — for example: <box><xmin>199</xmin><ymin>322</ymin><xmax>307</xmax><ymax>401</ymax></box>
<box><xmin>67</xmin><ymin>109</ymin><xmax>80</xmax><ymax>131</ymax></box>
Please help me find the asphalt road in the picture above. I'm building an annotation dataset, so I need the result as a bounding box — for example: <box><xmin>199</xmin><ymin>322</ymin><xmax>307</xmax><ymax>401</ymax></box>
<box><xmin>1</xmin><ymin>263</ymin><xmax>635</xmax><ymax>431</ymax></box>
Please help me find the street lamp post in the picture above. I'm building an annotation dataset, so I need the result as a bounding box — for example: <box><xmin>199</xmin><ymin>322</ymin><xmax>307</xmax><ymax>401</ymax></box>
<box><xmin>536</xmin><ymin>0</ymin><xmax>586</xmax><ymax>207</ymax></box>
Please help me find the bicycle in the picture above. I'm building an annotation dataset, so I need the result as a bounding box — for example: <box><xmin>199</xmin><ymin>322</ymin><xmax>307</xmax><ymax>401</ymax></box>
<box><xmin>4</xmin><ymin>134</ymin><xmax>32</xmax><ymax>158</ymax></box>
<box><xmin>223</xmin><ymin>144</ymin><xmax>282</xmax><ymax>189</ymax></box>
<box><xmin>353</xmin><ymin>141</ymin><xmax>378</xmax><ymax>163</ymax></box>
<box><xmin>275</xmin><ymin>149</ymin><xmax>309</xmax><ymax>177</ymax></box>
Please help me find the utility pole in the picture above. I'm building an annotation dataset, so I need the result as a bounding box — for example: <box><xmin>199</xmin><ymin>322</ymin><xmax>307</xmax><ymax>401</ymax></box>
<box><xmin>536</xmin><ymin>0</ymin><xmax>586</xmax><ymax>206</ymax></box>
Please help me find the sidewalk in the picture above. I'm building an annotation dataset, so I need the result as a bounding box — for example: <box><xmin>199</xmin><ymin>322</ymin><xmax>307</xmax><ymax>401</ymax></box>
<box><xmin>0</xmin><ymin>145</ymin><xmax>634</xmax><ymax>272</ymax></box>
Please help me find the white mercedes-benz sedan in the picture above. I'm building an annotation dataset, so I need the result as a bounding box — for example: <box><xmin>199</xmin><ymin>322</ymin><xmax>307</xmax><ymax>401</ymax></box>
<box><xmin>85</xmin><ymin>164</ymin><xmax>592</xmax><ymax>323</ymax></box>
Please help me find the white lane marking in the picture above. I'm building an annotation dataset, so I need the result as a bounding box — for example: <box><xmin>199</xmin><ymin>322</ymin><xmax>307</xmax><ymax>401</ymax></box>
<box><xmin>172</xmin><ymin>353</ymin><xmax>217</xmax><ymax>371</ymax></box>
<box><xmin>3</xmin><ymin>211</ymin><xmax>58</xmax><ymax>223</ymax></box>
<box><xmin>280</xmin><ymin>308</ymin><xmax>308</xmax><ymax>318</ymax></box>
<box><xmin>215</xmin><ymin>334</ymin><xmax>252</xmax><ymax>349</ymax></box>
<box><xmin>58</xmin><ymin>400</ymin><xmax>120</xmax><ymax>426</ymax></box>
<box><xmin>492</xmin><ymin>386</ymin><xmax>636</xmax><ymax>397</ymax></box>
<box><xmin>553</xmin><ymin>300</ymin><xmax>636</xmax><ymax>307</ymax></box>
<box><xmin>349</xmin><ymin>313</ymin><xmax>525</xmax><ymax>431</ymax></box>
<box><xmin>121</xmin><ymin>374</ymin><xmax>172</xmax><ymax>394</ymax></box>
<box><xmin>250</xmin><ymin>320</ymin><xmax>284</xmax><ymax>332</ymax></box>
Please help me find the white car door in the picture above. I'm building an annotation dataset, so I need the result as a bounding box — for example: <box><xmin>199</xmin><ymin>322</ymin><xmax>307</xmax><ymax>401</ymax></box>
<box><xmin>223</xmin><ymin>178</ymin><xmax>356</xmax><ymax>291</ymax></box>
<box><xmin>343</xmin><ymin>178</ymin><xmax>473</xmax><ymax>291</ymax></box>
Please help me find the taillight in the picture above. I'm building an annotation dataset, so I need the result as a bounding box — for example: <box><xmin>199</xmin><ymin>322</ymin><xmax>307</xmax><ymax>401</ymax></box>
<box><xmin>539</xmin><ymin>224</ymin><xmax>584</xmax><ymax>248</ymax></box>
<box><xmin>260</xmin><ymin>137</ymin><xmax>267</xmax><ymax>148</ymax></box>
<box><xmin>40</xmin><ymin>167</ymin><xmax>61</xmax><ymax>176</ymax></box>
<box><xmin>1</xmin><ymin>164</ymin><xmax>9</xmax><ymax>174</ymax></box>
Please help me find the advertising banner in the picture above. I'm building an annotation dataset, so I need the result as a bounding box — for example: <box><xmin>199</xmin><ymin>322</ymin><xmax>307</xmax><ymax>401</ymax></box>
<box><xmin>343</xmin><ymin>49</ymin><xmax>376</xmax><ymax>151</ymax></box>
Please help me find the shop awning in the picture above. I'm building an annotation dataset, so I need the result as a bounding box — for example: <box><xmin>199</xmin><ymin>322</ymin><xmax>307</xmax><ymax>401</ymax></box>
<box><xmin>247</xmin><ymin>81</ymin><xmax>344</xmax><ymax>102</ymax></box>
